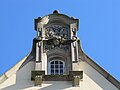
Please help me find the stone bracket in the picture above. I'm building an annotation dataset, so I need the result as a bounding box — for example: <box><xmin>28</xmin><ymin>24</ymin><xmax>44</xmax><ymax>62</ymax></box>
<box><xmin>69</xmin><ymin>71</ymin><xmax>83</xmax><ymax>87</ymax></box>
<box><xmin>34</xmin><ymin>75</ymin><xmax>42</xmax><ymax>86</ymax></box>
<box><xmin>31</xmin><ymin>71</ymin><xmax>45</xmax><ymax>86</ymax></box>
<box><xmin>31</xmin><ymin>71</ymin><xmax>83</xmax><ymax>87</ymax></box>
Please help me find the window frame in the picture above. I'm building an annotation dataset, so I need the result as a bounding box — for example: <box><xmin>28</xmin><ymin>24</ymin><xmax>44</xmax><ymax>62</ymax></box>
<box><xmin>48</xmin><ymin>60</ymin><xmax>65</xmax><ymax>75</ymax></box>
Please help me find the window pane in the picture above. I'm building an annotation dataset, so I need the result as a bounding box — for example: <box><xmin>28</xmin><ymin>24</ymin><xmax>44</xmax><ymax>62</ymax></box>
<box><xmin>50</xmin><ymin>60</ymin><xmax>64</xmax><ymax>75</ymax></box>
<box><xmin>51</xmin><ymin>61</ymin><xmax>54</xmax><ymax>64</ymax></box>
<box><xmin>60</xmin><ymin>70</ymin><xmax>63</xmax><ymax>75</ymax></box>
<box><xmin>55</xmin><ymin>70</ymin><xmax>58</xmax><ymax>73</ymax></box>
<box><xmin>51</xmin><ymin>65</ymin><xmax>54</xmax><ymax>68</ymax></box>
<box><xmin>60</xmin><ymin>65</ymin><xmax>63</xmax><ymax>68</ymax></box>
<box><xmin>55</xmin><ymin>65</ymin><xmax>58</xmax><ymax>68</ymax></box>
<box><xmin>51</xmin><ymin>70</ymin><xmax>54</xmax><ymax>73</ymax></box>
<box><xmin>60</xmin><ymin>70</ymin><xmax>63</xmax><ymax>73</ymax></box>
<box><xmin>55</xmin><ymin>61</ymin><xmax>58</xmax><ymax>64</ymax></box>
<box><xmin>60</xmin><ymin>61</ymin><xmax>63</xmax><ymax>64</ymax></box>
<box><xmin>51</xmin><ymin>70</ymin><xmax>54</xmax><ymax>75</ymax></box>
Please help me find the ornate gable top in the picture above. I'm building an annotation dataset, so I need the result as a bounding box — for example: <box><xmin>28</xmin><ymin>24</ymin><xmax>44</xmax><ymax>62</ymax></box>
<box><xmin>34</xmin><ymin>10</ymin><xmax>79</xmax><ymax>30</ymax></box>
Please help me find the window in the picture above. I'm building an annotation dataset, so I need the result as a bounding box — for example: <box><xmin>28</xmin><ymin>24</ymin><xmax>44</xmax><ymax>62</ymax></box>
<box><xmin>49</xmin><ymin>60</ymin><xmax>64</xmax><ymax>75</ymax></box>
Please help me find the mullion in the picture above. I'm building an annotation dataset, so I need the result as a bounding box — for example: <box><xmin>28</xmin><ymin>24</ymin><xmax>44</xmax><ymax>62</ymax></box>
<box><xmin>50</xmin><ymin>60</ymin><xmax>64</xmax><ymax>75</ymax></box>
<box><xmin>54</xmin><ymin>61</ymin><xmax>55</xmax><ymax>75</ymax></box>
<box><xmin>58</xmin><ymin>61</ymin><xmax>60</xmax><ymax>75</ymax></box>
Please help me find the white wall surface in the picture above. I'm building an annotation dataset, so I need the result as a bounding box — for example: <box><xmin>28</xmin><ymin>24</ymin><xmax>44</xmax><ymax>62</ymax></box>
<box><xmin>79</xmin><ymin>62</ymin><xmax>119</xmax><ymax>90</ymax></box>
<box><xmin>0</xmin><ymin>61</ymin><xmax>119</xmax><ymax>90</ymax></box>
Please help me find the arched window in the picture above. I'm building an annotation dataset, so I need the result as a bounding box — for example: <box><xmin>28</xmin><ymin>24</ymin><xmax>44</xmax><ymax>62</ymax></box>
<box><xmin>49</xmin><ymin>60</ymin><xmax>64</xmax><ymax>75</ymax></box>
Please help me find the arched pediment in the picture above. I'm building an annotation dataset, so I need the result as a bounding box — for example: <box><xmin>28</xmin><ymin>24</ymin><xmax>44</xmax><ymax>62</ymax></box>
<box><xmin>34</xmin><ymin>11</ymin><xmax>79</xmax><ymax>30</ymax></box>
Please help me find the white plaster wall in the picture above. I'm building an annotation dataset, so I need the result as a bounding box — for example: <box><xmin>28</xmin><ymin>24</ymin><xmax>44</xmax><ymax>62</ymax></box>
<box><xmin>79</xmin><ymin>62</ymin><xmax>119</xmax><ymax>90</ymax></box>
<box><xmin>0</xmin><ymin>61</ymin><xmax>119</xmax><ymax>90</ymax></box>
<box><xmin>0</xmin><ymin>74</ymin><xmax>16</xmax><ymax>89</ymax></box>
<box><xmin>0</xmin><ymin>61</ymin><xmax>35</xmax><ymax>90</ymax></box>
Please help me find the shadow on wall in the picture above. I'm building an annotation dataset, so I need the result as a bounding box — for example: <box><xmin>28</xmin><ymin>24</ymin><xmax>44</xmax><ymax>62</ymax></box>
<box><xmin>1</xmin><ymin>81</ymin><xmax>34</xmax><ymax>90</ymax></box>
<box><xmin>1</xmin><ymin>81</ymin><xmax>75</xmax><ymax>90</ymax></box>
<box><xmin>38</xmin><ymin>81</ymin><xmax>74</xmax><ymax>90</ymax></box>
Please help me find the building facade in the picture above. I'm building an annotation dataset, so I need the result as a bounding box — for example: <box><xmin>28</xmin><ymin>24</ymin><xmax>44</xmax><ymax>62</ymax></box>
<box><xmin>0</xmin><ymin>10</ymin><xmax>120</xmax><ymax>90</ymax></box>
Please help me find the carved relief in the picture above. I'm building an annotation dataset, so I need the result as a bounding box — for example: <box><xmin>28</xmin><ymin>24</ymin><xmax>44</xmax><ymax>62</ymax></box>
<box><xmin>44</xmin><ymin>44</ymin><xmax>69</xmax><ymax>51</ymax></box>
<box><xmin>43</xmin><ymin>25</ymin><xmax>70</xmax><ymax>52</ymax></box>
<box><xmin>45</xmin><ymin>25</ymin><xmax>69</xmax><ymax>40</ymax></box>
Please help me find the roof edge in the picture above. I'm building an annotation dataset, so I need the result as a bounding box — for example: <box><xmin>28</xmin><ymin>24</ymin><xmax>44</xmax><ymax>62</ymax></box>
<box><xmin>80</xmin><ymin>49</ymin><xmax>120</xmax><ymax>89</ymax></box>
<box><xmin>0</xmin><ymin>53</ymin><xmax>30</xmax><ymax>84</ymax></box>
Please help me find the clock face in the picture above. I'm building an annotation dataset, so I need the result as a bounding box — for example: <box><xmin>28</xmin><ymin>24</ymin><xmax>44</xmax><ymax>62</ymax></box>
<box><xmin>45</xmin><ymin>25</ymin><xmax>69</xmax><ymax>39</ymax></box>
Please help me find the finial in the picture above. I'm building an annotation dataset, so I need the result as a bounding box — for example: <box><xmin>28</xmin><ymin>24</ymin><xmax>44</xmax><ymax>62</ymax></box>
<box><xmin>53</xmin><ymin>10</ymin><xmax>59</xmax><ymax>14</ymax></box>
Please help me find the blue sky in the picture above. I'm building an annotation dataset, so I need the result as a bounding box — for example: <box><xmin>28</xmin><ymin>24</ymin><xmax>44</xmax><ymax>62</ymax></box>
<box><xmin>0</xmin><ymin>0</ymin><xmax>120</xmax><ymax>81</ymax></box>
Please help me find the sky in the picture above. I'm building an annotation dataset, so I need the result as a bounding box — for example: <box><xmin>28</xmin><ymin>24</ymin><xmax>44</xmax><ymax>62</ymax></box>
<box><xmin>0</xmin><ymin>0</ymin><xmax>120</xmax><ymax>81</ymax></box>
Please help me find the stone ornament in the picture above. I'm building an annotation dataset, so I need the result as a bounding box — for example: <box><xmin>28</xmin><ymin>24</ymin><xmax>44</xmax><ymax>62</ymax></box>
<box><xmin>43</xmin><ymin>25</ymin><xmax>70</xmax><ymax>51</ymax></box>
<box><xmin>45</xmin><ymin>25</ymin><xmax>69</xmax><ymax>40</ymax></box>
